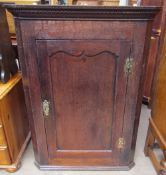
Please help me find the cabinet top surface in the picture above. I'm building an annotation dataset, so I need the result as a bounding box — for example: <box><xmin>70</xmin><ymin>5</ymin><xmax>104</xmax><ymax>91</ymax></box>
<box><xmin>0</xmin><ymin>73</ymin><xmax>21</xmax><ymax>100</ymax></box>
<box><xmin>5</xmin><ymin>5</ymin><xmax>160</xmax><ymax>20</ymax></box>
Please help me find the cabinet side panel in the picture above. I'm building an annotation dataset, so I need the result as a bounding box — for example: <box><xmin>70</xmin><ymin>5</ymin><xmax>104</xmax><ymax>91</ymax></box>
<box><xmin>0</xmin><ymin>80</ymin><xmax>29</xmax><ymax>162</ymax></box>
<box><xmin>128</xmin><ymin>21</ymin><xmax>153</xmax><ymax>164</ymax></box>
<box><xmin>15</xmin><ymin>19</ymin><xmax>49</xmax><ymax>164</ymax></box>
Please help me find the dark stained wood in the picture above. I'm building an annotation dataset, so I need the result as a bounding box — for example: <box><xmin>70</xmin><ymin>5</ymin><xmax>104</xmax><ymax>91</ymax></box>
<box><xmin>0</xmin><ymin>3</ymin><xmax>18</xmax><ymax>83</ymax></box>
<box><xmin>5</xmin><ymin>5</ymin><xmax>160</xmax><ymax>20</ymax></box>
<box><xmin>37</xmin><ymin>39</ymin><xmax>131</xmax><ymax>163</ymax></box>
<box><xmin>6</xmin><ymin>5</ymin><xmax>160</xmax><ymax>170</ymax></box>
<box><xmin>141</xmin><ymin>0</ymin><xmax>163</xmax><ymax>29</ymax></box>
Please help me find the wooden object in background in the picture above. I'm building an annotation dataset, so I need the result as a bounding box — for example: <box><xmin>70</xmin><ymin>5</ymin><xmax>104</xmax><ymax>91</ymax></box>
<box><xmin>6</xmin><ymin>5</ymin><xmax>159</xmax><ymax>170</ymax></box>
<box><xmin>144</xmin><ymin>2</ymin><xmax>166</xmax><ymax>175</ymax></box>
<box><xmin>98</xmin><ymin>0</ymin><xmax>119</xmax><ymax>6</ymax></box>
<box><xmin>67</xmin><ymin>0</ymin><xmax>73</xmax><ymax>4</ymax></box>
<box><xmin>141</xmin><ymin>0</ymin><xmax>166</xmax><ymax>105</ymax></box>
<box><xmin>0</xmin><ymin>73</ymin><xmax>30</xmax><ymax>172</ymax></box>
<box><xmin>0</xmin><ymin>4</ymin><xmax>18</xmax><ymax>83</ymax></box>
<box><xmin>129</xmin><ymin>0</ymin><xmax>137</xmax><ymax>5</ymax></box>
<box><xmin>0</xmin><ymin>0</ymin><xmax>41</xmax><ymax>34</ymax></box>
<box><xmin>75</xmin><ymin>0</ymin><xmax>98</xmax><ymax>5</ymax></box>
<box><xmin>75</xmin><ymin>0</ymin><xmax>137</xmax><ymax>6</ymax></box>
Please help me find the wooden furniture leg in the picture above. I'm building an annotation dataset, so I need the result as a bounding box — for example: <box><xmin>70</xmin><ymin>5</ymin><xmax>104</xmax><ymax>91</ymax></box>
<box><xmin>144</xmin><ymin>127</ymin><xmax>155</xmax><ymax>156</ymax></box>
<box><xmin>144</xmin><ymin>118</ymin><xmax>166</xmax><ymax>175</ymax></box>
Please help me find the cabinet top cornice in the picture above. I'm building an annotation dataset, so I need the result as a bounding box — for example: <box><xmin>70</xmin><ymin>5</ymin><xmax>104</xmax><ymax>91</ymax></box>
<box><xmin>5</xmin><ymin>5</ymin><xmax>160</xmax><ymax>21</ymax></box>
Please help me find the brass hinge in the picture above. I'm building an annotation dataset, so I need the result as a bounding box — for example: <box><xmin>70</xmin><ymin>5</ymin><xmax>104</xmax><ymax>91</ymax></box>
<box><xmin>124</xmin><ymin>57</ymin><xmax>133</xmax><ymax>74</ymax></box>
<box><xmin>42</xmin><ymin>100</ymin><xmax>50</xmax><ymax>118</ymax></box>
<box><xmin>117</xmin><ymin>137</ymin><xmax>125</xmax><ymax>149</ymax></box>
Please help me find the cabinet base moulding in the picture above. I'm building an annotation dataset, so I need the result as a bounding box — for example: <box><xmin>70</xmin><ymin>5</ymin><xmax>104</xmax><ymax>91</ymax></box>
<box><xmin>35</xmin><ymin>161</ymin><xmax>135</xmax><ymax>171</ymax></box>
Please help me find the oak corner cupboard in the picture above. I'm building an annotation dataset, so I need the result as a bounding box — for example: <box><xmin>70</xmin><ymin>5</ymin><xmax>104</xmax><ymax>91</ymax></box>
<box><xmin>5</xmin><ymin>5</ymin><xmax>160</xmax><ymax>171</ymax></box>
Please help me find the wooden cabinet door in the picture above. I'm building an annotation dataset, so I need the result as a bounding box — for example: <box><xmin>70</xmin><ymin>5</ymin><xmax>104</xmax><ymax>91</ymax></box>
<box><xmin>36</xmin><ymin>39</ymin><xmax>132</xmax><ymax>167</ymax></box>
